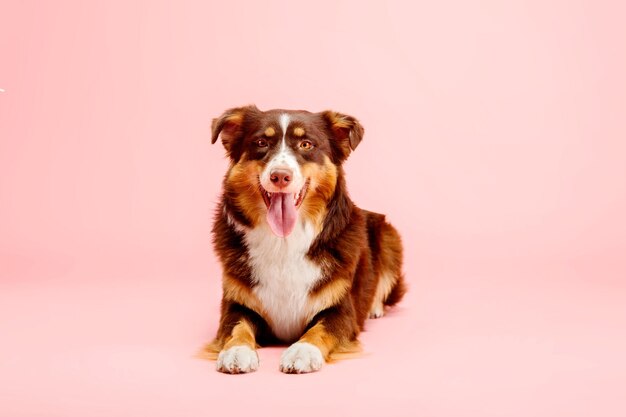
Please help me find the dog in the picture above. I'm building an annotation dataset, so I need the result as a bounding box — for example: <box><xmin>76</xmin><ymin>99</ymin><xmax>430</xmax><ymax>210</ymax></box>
<box><xmin>205</xmin><ymin>105</ymin><xmax>406</xmax><ymax>374</ymax></box>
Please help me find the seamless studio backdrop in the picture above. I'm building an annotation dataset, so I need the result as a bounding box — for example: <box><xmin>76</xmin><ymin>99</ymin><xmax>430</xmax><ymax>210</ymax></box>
<box><xmin>1</xmin><ymin>1</ymin><xmax>625</xmax><ymax>416</ymax></box>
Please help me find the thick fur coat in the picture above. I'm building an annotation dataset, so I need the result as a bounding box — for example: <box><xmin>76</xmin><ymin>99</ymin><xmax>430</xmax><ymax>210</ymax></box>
<box><xmin>206</xmin><ymin>105</ymin><xmax>405</xmax><ymax>373</ymax></box>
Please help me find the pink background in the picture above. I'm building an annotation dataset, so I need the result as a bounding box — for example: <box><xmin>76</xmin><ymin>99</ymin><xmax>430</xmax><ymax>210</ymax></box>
<box><xmin>1</xmin><ymin>1</ymin><xmax>625</xmax><ymax>416</ymax></box>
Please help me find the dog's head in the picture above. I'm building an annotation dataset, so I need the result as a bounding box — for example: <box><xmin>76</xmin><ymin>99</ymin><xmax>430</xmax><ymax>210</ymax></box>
<box><xmin>211</xmin><ymin>105</ymin><xmax>364</xmax><ymax>237</ymax></box>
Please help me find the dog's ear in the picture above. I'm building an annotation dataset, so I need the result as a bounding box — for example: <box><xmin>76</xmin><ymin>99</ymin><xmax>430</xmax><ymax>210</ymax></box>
<box><xmin>321</xmin><ymin>111</ymin><xmax>364</xmax><ymax>160</ymax></box>
<box><xmin>211</xmin><ymin>105</ymin><xmax>260</xmax><ymax>157</ymax></box>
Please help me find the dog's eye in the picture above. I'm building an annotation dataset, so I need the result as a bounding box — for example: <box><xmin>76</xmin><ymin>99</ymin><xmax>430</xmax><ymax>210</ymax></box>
<box><xmin>255</xmin><ymin>139</ymin><xmax>269</xmax><ymax>148</ymax></box>
<box><xmin>299</xmin><ymin>140</ymin><xmax>314</xmax><ymax>150</ymax></box>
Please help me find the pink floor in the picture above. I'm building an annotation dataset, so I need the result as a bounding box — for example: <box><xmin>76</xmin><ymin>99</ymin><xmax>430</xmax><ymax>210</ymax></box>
<box><xmin>1</xmin><ymin>255</ymin><xmax>624</xmax><ymax>417</ymax></box>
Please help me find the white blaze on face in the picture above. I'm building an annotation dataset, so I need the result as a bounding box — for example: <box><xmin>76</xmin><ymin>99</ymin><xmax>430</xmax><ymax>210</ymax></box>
<box><xmin>260</xmin><ymin>113</ymin><xmax>305</xmax><ymax>193</ymax></box>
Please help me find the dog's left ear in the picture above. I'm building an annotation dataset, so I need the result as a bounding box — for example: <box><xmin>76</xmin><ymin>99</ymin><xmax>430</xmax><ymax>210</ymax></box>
<box><xmin>321</xmin><ymin>111</ymin><xmax>365</xmax><ymax>159</ymax></box>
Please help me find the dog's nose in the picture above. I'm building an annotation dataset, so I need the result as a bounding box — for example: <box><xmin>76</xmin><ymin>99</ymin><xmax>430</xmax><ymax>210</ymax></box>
<box><xmin>270</xmin><ymin>169</ymin><xmax>292</xmax><ymax>189</ymax></box>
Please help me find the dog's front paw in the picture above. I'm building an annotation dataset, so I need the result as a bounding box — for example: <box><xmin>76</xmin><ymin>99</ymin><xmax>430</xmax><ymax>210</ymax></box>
<box><xmin>280</xmin><ymin>342</ymin><xmax>324</xmax><ymax>374</ymax></box>
<box><xmin>217</xmin><ymin>345</ymin><xmax>259</xmax><ymax>374</ymax></box>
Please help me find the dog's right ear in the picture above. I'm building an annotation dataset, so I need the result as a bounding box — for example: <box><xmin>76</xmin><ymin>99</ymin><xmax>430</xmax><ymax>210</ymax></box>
<box><xmin>211</xmin><ymin>105</ymin><xmax>259</xmax><ymax>157</ymax></box>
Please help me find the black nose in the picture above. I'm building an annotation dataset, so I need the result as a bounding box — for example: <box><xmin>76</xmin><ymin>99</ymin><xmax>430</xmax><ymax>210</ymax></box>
<box><xmin>270</xmin><ymin>169</ymin><xmax>292</xmax><ymax>189</ymax></box>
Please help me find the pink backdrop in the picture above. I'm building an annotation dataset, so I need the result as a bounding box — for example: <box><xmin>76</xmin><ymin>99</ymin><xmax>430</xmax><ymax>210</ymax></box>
<box><xmin>1</xmin><ymin>1</ymin><xmax>625</xmax><ymax>416</ymax></box>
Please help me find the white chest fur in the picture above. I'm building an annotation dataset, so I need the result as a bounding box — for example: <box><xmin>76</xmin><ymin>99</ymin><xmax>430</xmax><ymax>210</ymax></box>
<box><xmin>244</xmin><ymin>221</ymin><xmax>323</xmax><ymax>342</ymax></box>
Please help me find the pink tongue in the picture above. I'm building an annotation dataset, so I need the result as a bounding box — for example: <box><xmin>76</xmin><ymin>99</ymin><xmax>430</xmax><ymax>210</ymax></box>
<box><xmin>267</xmin><ymin>193</ymin><xmax>297</xmax><ymax>237</ymax></box>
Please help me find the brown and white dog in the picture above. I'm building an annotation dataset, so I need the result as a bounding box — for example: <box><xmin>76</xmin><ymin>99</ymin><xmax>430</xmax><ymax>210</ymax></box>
<box><xmin>205</xmin><ymin>105</ymin><xmax>406</xmax><ymax>374</ymax></box>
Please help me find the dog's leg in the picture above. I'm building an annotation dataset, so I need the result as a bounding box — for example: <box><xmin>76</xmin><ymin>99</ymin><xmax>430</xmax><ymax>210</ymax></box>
<box><xmin>369</xmin><ymin>270</ymin><xmax>396</xmax><ymax>318</ymax></box>
<box><xmin>368</xmin><ymin>218</ymin><xmax>406</xmax><ymax>319</ymax></box>
<box><xmin>280</xmin><ymin>305</ymin><xmax>356</xmax><ymax>374</ymax></box>
<box><xmin>279</xmin><ymin>322</ymin><xmax>333</xmax><ymax>374</ymax></box>
<box><xmin>214</xmin><ymin>305</ymin><xmax>260</xmax><ymax>374</ymax></box>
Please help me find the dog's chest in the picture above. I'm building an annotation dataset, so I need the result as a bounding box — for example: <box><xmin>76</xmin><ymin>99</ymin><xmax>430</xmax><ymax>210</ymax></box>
<box><xmin>244</xmin><ymin>222</ymin><xmax>323</xmax><ymax>342</ymax></box>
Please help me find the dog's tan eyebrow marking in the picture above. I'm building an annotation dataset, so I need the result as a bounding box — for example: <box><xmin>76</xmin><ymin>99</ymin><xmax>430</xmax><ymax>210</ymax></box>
<box><xmin>293</xmin><ymin>127</ymin><xmax>305</xmax><ymax>137</ymax></box>
<box><xmin>264</xmin><ymin>127</ymin><xmax>276</xmax><ymax>137</ymax></box>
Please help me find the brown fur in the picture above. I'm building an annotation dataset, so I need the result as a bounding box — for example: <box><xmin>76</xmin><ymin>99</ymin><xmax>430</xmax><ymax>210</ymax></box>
<box><xmin>206</xmin><ymin>105</ymin><xmax>406</xmax><ymax>373</ymax></box>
